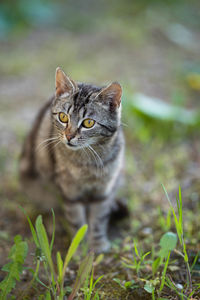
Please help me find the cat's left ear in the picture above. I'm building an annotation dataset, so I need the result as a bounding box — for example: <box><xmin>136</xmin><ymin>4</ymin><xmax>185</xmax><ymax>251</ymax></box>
<box><xmin>55</xmin><ymin>67</ymin><xmax>78</xmax><ymax>98</ymax></box>
<box><xmin>96</xmin><ymin>82</ymin><xmax>122</xmax><ymax>111</ymax></box>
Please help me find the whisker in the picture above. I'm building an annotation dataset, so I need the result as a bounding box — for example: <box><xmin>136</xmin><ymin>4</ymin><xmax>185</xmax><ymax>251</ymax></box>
<box><xmin>81</xmin><ymin>147</ymin><xmax>90</xmax><ymax>160</ymax></box>
<box><xmin>36</xmin><ymin>139</ymin><xmax>60</xmax><ymax>153</ymax></box>
<box><xmin>39</xmin><ymin>138</ymin><xmax>62</xmax><ymax>156</ymax></box>
<box><xmin>36</xmin><ymin>136</ymin><xmax>60</xmax><ymax>150</ymax></box>
<box><xmin>86</xmin><ymin>146</ymin><xmax>99</xmax><ymax>175</ymax></box>
<box><xmin>89</xmin><ymin>146</ymin><xmax>104</xmax><ymax>168</ymax></box>
<box><xmin>88</xmin><ymin>145</ymin><xmax>104</xmax><ymax>176</ymax></box>
<box><xmin>50</xmin><ymin>139</ymin><xmax>62</xmax><ymax>151</ymax></box>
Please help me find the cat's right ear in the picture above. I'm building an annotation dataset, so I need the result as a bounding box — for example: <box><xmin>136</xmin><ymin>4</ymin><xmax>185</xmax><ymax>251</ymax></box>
<box><xmin>95</xmin><ymin>82</ymin><xmax>122</xmax><ymax>111</ymax></box>
<box><xmin>55</xmin><ymin>67</ymin><xmax>78</xmax><ymax>98</ymax></box>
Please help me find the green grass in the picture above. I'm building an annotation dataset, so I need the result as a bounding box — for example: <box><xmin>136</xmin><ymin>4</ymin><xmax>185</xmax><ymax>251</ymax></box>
<box><xmin>107</xmin><ymin>186</ymin><xmax>200</xmax><ymax>299</ymax></box>
<box><xmin>0</xmin><ymin>211</ymin><xmax>93</xmax><ymax>299</ymax></box>
<box><xmin>0</xmin><ymin>235</ymin><xmax>28</xmax><ymax>300</ymax></box>
<box><xmin>1</xmin><ymin>186</ymin><xmax>199</xmax><ymax>299</ymax></box>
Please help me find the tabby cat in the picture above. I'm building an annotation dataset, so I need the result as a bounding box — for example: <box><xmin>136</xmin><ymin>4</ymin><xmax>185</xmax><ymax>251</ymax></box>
<box><xmin>20</xmin><ymin>68</ymin><xmax>125</xmax><ymax>252</ymax></box>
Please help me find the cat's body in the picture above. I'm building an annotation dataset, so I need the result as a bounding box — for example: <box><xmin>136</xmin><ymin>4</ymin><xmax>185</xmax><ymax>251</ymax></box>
<box><xmin>20</xmin><ymin>68</ymin><xmax>124</xmax><ymax>252</ymax></box>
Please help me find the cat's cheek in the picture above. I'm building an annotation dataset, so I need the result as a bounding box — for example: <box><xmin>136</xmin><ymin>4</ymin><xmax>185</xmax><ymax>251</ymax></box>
<box><xmin>61</xmin><ymin>135</ymin><xmax>71</xmax><ymax>147</ymax></box>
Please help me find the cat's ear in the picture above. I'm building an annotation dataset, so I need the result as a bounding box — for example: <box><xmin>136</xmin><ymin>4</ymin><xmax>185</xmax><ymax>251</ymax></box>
<box><xmin>55</xmin><ymin>67</ymin><xmax>78</xmax><ymax>98</ymax></box>
<box><xmin>96</xmin><ymin>82</ymin><xmax>122</xmax><ymax>111</ymax></box>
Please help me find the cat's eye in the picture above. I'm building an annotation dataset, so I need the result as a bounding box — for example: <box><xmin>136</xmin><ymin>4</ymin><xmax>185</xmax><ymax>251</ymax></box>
<box><xmin>82</xmin><ymin>119</ymin><xmax>95</xmax><ymax>128</ymax></box>
<box><xmin>59</xmin><ymin>112</ymin><xmax>69</xmax><ymax>123</ymax></box>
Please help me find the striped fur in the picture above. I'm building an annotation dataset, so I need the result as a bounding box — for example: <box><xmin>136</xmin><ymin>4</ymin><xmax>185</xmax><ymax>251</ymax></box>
<box><xmin>20</xmin><ymin>68</ymin><xmax>125</xmax><ymax>252</ymax></box>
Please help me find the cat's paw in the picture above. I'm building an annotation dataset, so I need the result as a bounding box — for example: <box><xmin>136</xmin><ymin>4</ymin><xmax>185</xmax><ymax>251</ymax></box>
<box><xmin>90</xmin><ymin>238</ymin><xmax>111</xmax><ymax>253</ymax></box>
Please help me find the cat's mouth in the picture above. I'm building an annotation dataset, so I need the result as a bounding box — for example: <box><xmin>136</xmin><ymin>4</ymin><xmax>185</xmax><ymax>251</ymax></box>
<box><xmin>65</xmin><ymin>141</ymin><xmax>82</xmax><ymax>150</ymax></box>
<box><xmin>64</xmin><ymin>139</ymin><xmax>86</xmax><ymax>150</ymax></box>
<box><xmin>67</xmin><ymin>142</ymin><xmax>76</xmax><ymax>148</ymax></box>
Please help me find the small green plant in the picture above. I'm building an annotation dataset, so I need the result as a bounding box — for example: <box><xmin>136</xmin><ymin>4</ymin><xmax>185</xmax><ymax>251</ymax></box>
<box><xmin>117</xmin><ymin>181</ymin><xmax>200</xmax><ymax>299</ymax></box>
<box><xmin>162</xmin><ymin>186</ymin><xmax>192</xmax><ymax>292</ymax></box>
<box><xmin>68</xmin><ymin>251</ymin><xmax>94</xmax><ymax>300</ymax></box>
<box><xmin>113</xmin><ymin>278</ymin><xmax>137</xmax><ymax>291</ymax></box>
<box><xmin>140</xmin><ymin>232</ymin><xmax>177</xmax><ymax>299</ymax></box>
<box><xmin>81</xmin><ymin>267</ymin><xmax>104</xmax><ymax>300</ymax></box>
<box><xmin>121</xmin><ymin>239</ymin><xmax>151</xmax><ymax>276</ymax></box>
<box><xmin>152</xmin><ymin>232</ymin><xmax>177</xmax><ymax>277</ymax></box>
<box><xmin>21</xmin><ymin>209</ymin><xmax>92</xmax><ymax>299</ymax></box>
<box><xmin>0</xmin><ymin>208</ymin><xmax>101</xmax><ymax>299</ymax></box>
<box><xmin>143</xmin><ymin>278</ymin><xmax>159</xmax><ymax>300</ymax></box>
<box><xmin>0</xmin><ymin>235</ymin><xmax>28</xmax><ymax>300</ymax></box>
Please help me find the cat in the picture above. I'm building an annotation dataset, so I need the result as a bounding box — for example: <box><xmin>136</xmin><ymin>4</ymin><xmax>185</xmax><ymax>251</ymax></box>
<box><xmin>19</xmin><ymin>67</ymin><xmax>125</xmax><ymax>252</ymax></box>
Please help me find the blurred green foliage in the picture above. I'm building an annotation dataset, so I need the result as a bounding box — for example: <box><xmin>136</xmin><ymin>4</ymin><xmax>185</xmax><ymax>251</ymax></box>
<box><xmin>0</xmin><ymin>0</ymin><xmax>199</xmax><ymax>38</ymax></box>
<box><xmin>0</xmin><ymin>0</ymin><xmax>58</xmax><ymax>37</ymax></box>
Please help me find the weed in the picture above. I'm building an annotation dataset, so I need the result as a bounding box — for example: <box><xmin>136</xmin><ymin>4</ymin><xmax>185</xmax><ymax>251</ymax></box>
<box><xmin>113</xmin><ymin>278</ymin><xmax>137</xmax><ymax>291</ymax></box>
<box><xmin>0</xmin><ymin>207</ymin><xmax>104</xmax><ymax>299</ymax></box>
<box><xmin>116</xmin><ymin>186</ymin><xmax>199</xmax><ymax>299</ymax></box>
<box><xmin>162</xmin><ymin>185</ymin><xmax>193</xmax><ymax>295</ymax></box>
<box><xmin>81</xmin><ymin>267</ymin><xmax>104</xmax><ymax>300</ymax></box>
<box><xmin>121</xmin><ymin>239</ymin><xmax>151</xmax><ymax>276</ymax></box>
<box><xmin>20</xmin><ymin>208</ymin><xmax>93</xmax><ymax>299</ymax></box>
<box><xmin>152</xmin><ymin>231</ymin><xmax>177</xmax><ymax>276</ymax></box>
<box><xmin>0</xmin><ymin>235</ymin><xmax>28</xmax><ymax>300</ymax></box>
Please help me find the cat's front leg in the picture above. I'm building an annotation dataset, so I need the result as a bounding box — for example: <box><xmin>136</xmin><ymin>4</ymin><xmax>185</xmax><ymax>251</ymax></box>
<box><xmin>88</xmin><ymin>199</ymin><xmax>112</xmax><ymax>253</ymax></box>
<box><xmin>64</xmin><ymin>202</ymin><xmax>86</xmax><ymax>237</ymax></box>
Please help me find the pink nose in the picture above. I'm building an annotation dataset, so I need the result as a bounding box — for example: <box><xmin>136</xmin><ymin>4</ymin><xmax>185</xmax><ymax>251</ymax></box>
<box><xmin>66</xmin><ymin>134</ymin><xmax>74</xmax><ymax>142</ymax></box>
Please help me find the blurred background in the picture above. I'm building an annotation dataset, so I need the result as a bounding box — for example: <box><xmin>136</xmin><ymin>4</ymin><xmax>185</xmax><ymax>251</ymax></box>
<box><xmin>0</xmin><ymin>0</ymin><xmax>200</xmax><ymax>282</ymax></box>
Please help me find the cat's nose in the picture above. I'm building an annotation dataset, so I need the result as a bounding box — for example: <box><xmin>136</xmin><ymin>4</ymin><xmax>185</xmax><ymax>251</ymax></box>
<box><xmin>66</xmin><ymin>134</ymin><xmax>74</xmax><ymax>142</ymax></box>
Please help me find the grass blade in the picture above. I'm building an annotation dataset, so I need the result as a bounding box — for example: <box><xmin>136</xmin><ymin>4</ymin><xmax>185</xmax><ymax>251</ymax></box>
<box><xmin>162</xmin><ymin>184</ymin><xmax>182</xmax><ymax>243</ymax></box>
<box><xmin>159</xmin><ymin>251</ymin><xmax>171</xmax><ymax>292</ymax></box>
<box><xmin>68</xmin><ymin>251</ymin><xmax>94</xmax><ymax>300</ymax></box>
<box><xmin>20</xmin><ymin>206</ymin><xmax>40</xmax><ymax>248</ymax></box>
<box><xmin>50</xmin><ymin>209</ymin><xmax>55</xmax><ymax>253</ymax></box>
<box><xmin>93</xmin><ymin>275</ymin><xmax>104</xmax><ymax>289</ymax></box>
<box><xmin>61</xmin><ymin>224</ymin><xmax>88</xmax><ymax>283</ymax></box>
<box><xmin>133</xmin><ymin>239</ymin><xmax>140</xmax><ymax>258</ymax></box>
<box><xmin>56</xmin><ymin>251</ymin><xmax>63</xmax><ymax>284</ymax></box>
<box><xmin>178</xmin><ymin>186</ymin><xmax>183</xmax><ymax>229</ymax></box>
<box><xmin>88</xmin><ymin>267</ymin><xmax>94</xmax><ymax>300</ymax></box>
<box><xmin>35</xmin><ymin>216</ymin><xmax>55</xmax><ymax>279</ymax></box>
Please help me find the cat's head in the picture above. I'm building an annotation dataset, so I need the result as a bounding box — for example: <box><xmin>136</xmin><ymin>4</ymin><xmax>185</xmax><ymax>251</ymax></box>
<box><xmin>51</xmin><ymin>67</ymin><xmax>122</xmax><ymax>150</ymax></box>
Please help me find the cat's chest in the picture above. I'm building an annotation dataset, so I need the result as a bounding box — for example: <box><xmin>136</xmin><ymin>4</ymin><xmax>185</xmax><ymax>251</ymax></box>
<box><xmin>55</xmin><ymin>160</ymin><xmax>106</xmax><ymax>183</ymax></box>
<box><xmin>55</xmin><ymin>148</ymin><xmax>108</xmax><ymax>180</ymax></box>
<box><xmin>53</xmin><ymin>144</ymin><xmax>122</xmax><ymax>200</ymax></box>
<box><xmin>54</xmin><ymin>158</ymin><xmax>111</xmax><ymax>198</ymax></box>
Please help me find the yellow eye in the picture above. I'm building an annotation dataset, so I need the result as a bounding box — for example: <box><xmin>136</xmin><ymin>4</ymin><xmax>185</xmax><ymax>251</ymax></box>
<box><xmin>59</xmin><ymin>112</ymin><xmax>68</xmax><ymax>123</ymax></box>
<box><xmin>82</xmin><ymin>119</ymin><xmax>95</xmax><ymax>128</ymax></box>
